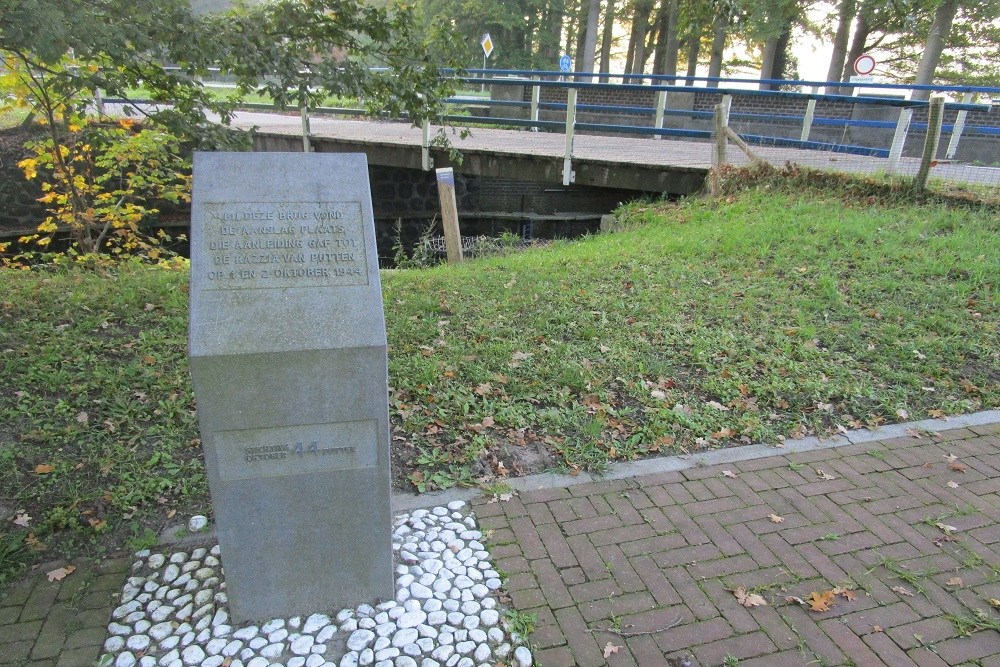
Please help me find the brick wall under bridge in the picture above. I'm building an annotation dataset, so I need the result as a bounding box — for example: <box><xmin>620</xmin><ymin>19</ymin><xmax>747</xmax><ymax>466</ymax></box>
<box><xmin>368</xmin><ymin>165</ymin><xmax>639</xmax><ymax>264</ymax></box>
<box><xmin>489</xmin><ymin>80</ymin><xmax>1000</xmax><ymax>165</ymax></box>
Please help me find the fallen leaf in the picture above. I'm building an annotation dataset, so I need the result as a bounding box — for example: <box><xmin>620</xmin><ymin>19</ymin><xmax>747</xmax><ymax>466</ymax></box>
<box><xmin>905</xmin><ymin>427</ymin><xmax>922</xmax><ymax>439</ymax></box>
<box><xmin>808</xmin><ymin>590</ymin><xmax>836</xmax><ymax>612</ymax></box>
<box><xmin>944</xmin><ymin>453</ymin><xmax>959</xmax><ymax>463</ymax></box>
<box><xmin>734</xmin><ymin>586</ymin><xmax>767</xmax><ymax>608</ymax></box>
<box><xmin>650</xmin><ymin>389</ymin><xmax>667</xmax><ymax>400</ymax></box>
<box><xmin>722</xmin><ymin>470</ymin><xmax>737</xmax><ymax>479</ymax></box>
<box><xmin>603</xmin><ymin>642</ymin><xmax>621</xmax><ymax>658</ymax></box>
<box><xmin>896</xmin><ymin>408</ymin><xmax>910</xmax><ymax>419</ymax></box>
<box><xmin>12</xmin><ymin>513</ymin><xmax>31</xmax><ymax>527</ymax></box>
<box><xmin>815</xmin><ymin>469</ymin><xmax>837</xmax><ymax>481</ymax></box>
<box><xmin>946</xmin><ymin>481</ymin><xmax>959</xmax><ymax>489</ymax></box>
<box><xmin>946</xmin><ymin>577</ymin><xmax>963</xmax><ymax>587</ymax></box>
<box><xmin>989</xmin><ymin>598</ymin><xmax>1000</xmax><ymax>610</ymax></box>
<box><xmin>789</xmin><ymin>424</ymin><xmax>807</xmax><ymax>439</ymax></box>
<box><xmin>706</xmin><ymin>400</ymin><xmax>730</xmax><ymax>411</ymax></box>
<box><xmin>833</xmin><ymin>587</ymin><xmax>857</xmax><ymax>601</ymax></box>
<box><xmin>46</xmin><ymin>565</ymin><xmax>76</xmax><ymax>582</ymax></box>
<box><xmin>948</xmin><ymin>462</ymin><xmax>967</xmax><ymax>473</ymax></box>
<box><xmin>785</xmin><ymin>596</ymin><xmax>805</xmax><ymax>605</ymax></box>
<box><xmin>935</xmin><ymin>522</ymin><xmax>958</xmax><ymax>535</ymax></box>
<box><xmin>34</xmin><ymin>464</ymin><xmax>55</xmax><ymax>474</ymax></box>
<box><xmin>76</xmin><ymin>411</ymin><xmax>89</xmax><ymax>424</ymax></box>
<box><xmin>891</xmin><ymin>585</ymin><xmax>914</xmax><ymax>597</ymax></box>
<box><xmin>142</xmin><ymin>354</ymin><xmax>157</xmax><ymax>365</ymax></box>
<box><xmin>769</xmin><ymin>514</ymin><xmax>785</xmax><ymax>523</ymax></box>
<box><xmin>25</xmin><ymin>533</ymin><xmax>46</xmax><ymax>551</ymax></box>
<box><xmin>928</xmin><ymin>409</ymin><xmax>947</xmax><ymax>419</ymax></box>
<box><xmin>872</xmin><ymin>625</ymin><xmax>884</xmax><ymax>633</ymax></box>
<box><xmin>166</xmin><ymin>509</ymin><xmax>177</xmax><ymax>519</ymax></box>
<box><xmin>88</xmin><ymin>518</ymin><xmax>106</xmax><ymax>531</ymax></box>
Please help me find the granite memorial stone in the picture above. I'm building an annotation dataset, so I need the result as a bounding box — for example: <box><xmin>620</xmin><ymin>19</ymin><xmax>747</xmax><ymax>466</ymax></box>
<box><xmin>188</xmin><ymin>152</ymin><xmax>392</xmax><ymax>622</ymax></box>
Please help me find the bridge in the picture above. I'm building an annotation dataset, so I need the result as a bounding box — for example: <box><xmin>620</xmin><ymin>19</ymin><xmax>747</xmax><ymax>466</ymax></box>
<box><xmin>237</xmin><ymin>111</ymin><xmax>999</xmax><ymax>196</ymax></box>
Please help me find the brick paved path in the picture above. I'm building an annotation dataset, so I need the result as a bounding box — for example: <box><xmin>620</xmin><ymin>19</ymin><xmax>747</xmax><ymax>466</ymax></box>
<box><xmin>0</xmin><ymin>557</ymin><xmax>129</xmax><ymax>667</ymax></box>
<box><xmin>475</xmin><ymin>425</ymin><xmax>1000</xmax><ymax>667</ymax></box>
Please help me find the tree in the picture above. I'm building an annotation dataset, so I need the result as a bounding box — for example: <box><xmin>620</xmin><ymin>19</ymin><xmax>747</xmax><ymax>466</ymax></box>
<box><xmin>2</xmin><ymin>0</ymin><xmax>463</xmax><ymax>259</ymax></box>
<box><xmin>598</xmin><ymin>0</ymin><xmax>617</xmax><ymax>81</ymax></box>
<box><xmin>911</xmin><ymin>0</ymin><xmax>959</xmax><ymax>99</ymax></box>
<box><xmin>581</xmin><ymin>0</ymin><xmax>602</xmax><ymax>74</ymax></box>
<box><xmin>825</xmin><ymin>0</ymin><xmax>857</xmax><ymax>84</ymax></box>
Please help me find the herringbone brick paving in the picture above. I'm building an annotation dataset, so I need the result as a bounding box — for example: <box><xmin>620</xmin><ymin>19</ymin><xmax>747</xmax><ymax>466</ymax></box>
<box><xmin>474</xmin><ymin>424</ymin><xmax>1000</xmax><ymax>667</ymax></box>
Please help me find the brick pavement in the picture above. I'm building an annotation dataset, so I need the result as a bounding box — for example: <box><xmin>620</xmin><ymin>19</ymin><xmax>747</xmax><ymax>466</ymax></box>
<box><xmin>474</xmin><ymin>423</ymin><xmax>1000</xmax><ymax>667</ymax></box>
<box><xmin>0</xmin><ymin>557</ymin><xmax>129</xmax><ymax>667</ymax></box>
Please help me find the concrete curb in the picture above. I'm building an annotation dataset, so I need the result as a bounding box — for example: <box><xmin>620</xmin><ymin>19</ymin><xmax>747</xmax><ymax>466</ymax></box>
<box><xmin>390</xmin><ymin>408</ymin><xmax>1000</xmax><ymax>512</ymax></box>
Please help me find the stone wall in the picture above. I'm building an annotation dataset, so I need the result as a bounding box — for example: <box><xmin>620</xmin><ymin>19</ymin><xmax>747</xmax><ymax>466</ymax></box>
<box><xmin>0</xmin><ymin>127</ymin><xmax>46</xmax><ymax>235</ymax></box>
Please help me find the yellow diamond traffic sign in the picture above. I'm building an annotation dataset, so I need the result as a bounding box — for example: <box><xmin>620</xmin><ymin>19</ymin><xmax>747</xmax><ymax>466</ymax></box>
<box><xmin>481</xmin><ymin>33</ymin><xmax>494</xmax><ymax>58</ymax></box>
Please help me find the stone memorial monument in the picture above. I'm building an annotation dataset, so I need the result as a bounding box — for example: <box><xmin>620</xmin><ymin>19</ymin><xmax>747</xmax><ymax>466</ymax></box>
<box><xmin>188</xmin><ymin>152</ymin><xmax>393</xmax><ymax>622</ymax></box>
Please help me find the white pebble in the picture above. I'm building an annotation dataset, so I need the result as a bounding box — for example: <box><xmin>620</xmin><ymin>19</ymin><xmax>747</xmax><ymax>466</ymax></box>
<box><xmin>514</xmin><ymin>646</ymin><xmax>533</xmax><ymax>667</ymax></box>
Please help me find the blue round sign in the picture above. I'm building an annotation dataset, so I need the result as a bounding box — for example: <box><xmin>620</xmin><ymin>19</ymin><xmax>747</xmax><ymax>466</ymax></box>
<box><xmin>559</xmin><ymin>54</ymin><xmax>572</xmax><ymax>72</ymax></box>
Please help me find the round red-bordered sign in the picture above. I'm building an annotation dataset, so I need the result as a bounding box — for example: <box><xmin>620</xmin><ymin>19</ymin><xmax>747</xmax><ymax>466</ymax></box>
<box><xmin>853</xmin><ymin>54</ymin><xmax>876</xmax><ymax>76</ymax></box>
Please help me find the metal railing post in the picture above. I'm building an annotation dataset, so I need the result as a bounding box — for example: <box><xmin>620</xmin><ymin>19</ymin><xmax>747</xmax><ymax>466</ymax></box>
<box><xmin>945</xmin><ymin>92</ymin><xmax>973</xmax><ymax>160</ymax></box>
<box><xmin>530</xmin><ymin>77</ymin><xmax>541</xmax><ymax>132</ymax></box>
<box><xmin>95</xmin><ymin>88</ymin><xmax>105</xmax><ymax>116</ymax></box>
<box><xmin>421</xmin><ymin>120</ymin><xmax>432</xmax><ymax>171</ymax></box>
<box><xmin>721</xmin><ymin>95</ymin><xmax>732</xmax><ymax>125</ymax></box>
<box><xmin>563</xmin><ymin>88</ymin><xmax>577</xmax><ymax>185</ymax></box>
<box><xmin>800</xmin><ymin>86</ymin><xmax>818</xmax><ymax>142</ymax></box>
<box><xmin>710</xmin><ymin>101</ymin><xmax>728</xmax><ymax>196</ymax></box>
<box><xmin>654</xmin><ymin>90</ymin><xmax>667</xmax><ymax>140</ymax></box>
<box><xmin>886</xmin><ymin>107</ymin><xmax>913</xmax><ymax>175</ymax></box>
<box><xmin>300</xmin><ymin>105</ymin><xmax>311</xmax><ymax>153</ymax></box>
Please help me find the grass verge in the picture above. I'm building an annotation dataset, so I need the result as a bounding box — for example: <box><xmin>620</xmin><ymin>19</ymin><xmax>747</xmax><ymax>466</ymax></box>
<box><xmin>1</xmin><ymin>185</ymin><xmax>997</xmax><ymax>583</ymax></box>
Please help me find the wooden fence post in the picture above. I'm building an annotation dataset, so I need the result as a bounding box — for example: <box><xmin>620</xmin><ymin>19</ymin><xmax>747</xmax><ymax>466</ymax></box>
<box><xmin>300</xmin><ymin>105</ymin><xmax>311</xmax><ymax>153</ymax></box>
<box><xmin>435</xmin><ymin>168</ymin><xmax>463</xmax><ymax>264</ymax></box>
<box><xmin>421</xmin><ymin>120</ymin><xmax>432</xmax><ymax>171</ymax></box>
<box><xmin>914</xmin><ymin>95</ymin><xmax>945</xmax><ymax>193</ymax></box>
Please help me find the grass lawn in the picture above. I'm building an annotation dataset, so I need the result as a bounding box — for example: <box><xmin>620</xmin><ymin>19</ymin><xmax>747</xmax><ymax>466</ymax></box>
<box><xmin>1</xmin><ymin>185</ymin><xmax>997</xmax><ymax>584</ymax></box>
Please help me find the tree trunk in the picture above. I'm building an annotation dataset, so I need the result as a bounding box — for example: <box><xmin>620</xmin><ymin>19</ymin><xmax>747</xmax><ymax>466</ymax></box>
<box><xmin>629</xmin><ymin>0</ymin><xmax>656</xmax><ymax>75</ymax></box>
<box><xmin>684</xmin><ymin>22</ymin><xmax>701</xmax><ymax>84</ymax></box>
<box><xmin>706</xmin><ymin>6</ymin><xmax>726</xmax><ymax>86</ymax></box>
<box><xmin>573</xmin><ymin>0</ymin><xmax>589</xmax><ymax>70</ymax></box>
<box><xmin>911</xmin><ymin>0</ymin><xmax>959</xmax><ymax>101</ymax></box>
<box><xmin>598</xmin><ymin>0</ymin><xmax>616</xmax><ymax>81</ymax></box>
<box><xmin>580</xmin><ymin>0</ymin><xmax>601</xmax><ymax>75</ymax></box>
<box><xmin>545</xmin><ymin>0</ymin><xmax>566</xmax><ymax>65</ymax></box>
<box><xmin>564</xmin><ymin>0</ymin><xmax>579</xmax><ymax>56</ymax></box>
<box><xmin>825</xmin><ymin>0</ymin><xmax>856</xmax><ymax>84</ymax></box>
<box><xmin>662</xmin><ymin>0</ymin><xmax>681</xmax><ymax>77</ymax></box>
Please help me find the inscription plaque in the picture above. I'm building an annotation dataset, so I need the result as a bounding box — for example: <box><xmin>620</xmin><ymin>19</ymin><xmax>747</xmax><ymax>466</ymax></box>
<box><xmin>189</xmin><ymin>152</ymin><xmax>392</xmax><ymax>622</ymax></box>
<box><xmin>214</xmin><ymin>419</ymin><xmax>377</xmax><ymax>481</ymax></box>
<box><xmin>201</xmin><ymin>202</ymin><xmax>369</xmax><ymax>289</ymax></box>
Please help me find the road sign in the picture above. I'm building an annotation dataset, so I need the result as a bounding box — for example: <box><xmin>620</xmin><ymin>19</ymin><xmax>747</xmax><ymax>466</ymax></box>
<box><xmin>481</xmin><ymin>33</ymin><xmax>493</xmax><ymax>58</ymax></box>
<box><xmin>853</xmin><ymin>54</ymin><xmax>876</xmax><ymax>76</ymax></box>
<box><xmin>559</xmin><ymin>54</ymin><xmax>572</xmax><ymax>72</ymax></box>
<box><xmin>849</xmin><ymin>75</ymin><xmax>874</xmax><ymax>84</ymax></box>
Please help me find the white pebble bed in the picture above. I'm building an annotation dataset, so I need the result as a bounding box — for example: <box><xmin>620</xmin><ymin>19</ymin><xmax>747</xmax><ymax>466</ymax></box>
<box><xmin>100</xmin><ymin>501</ymin><xmax>533</xmax><ymax>667</ymax></box>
